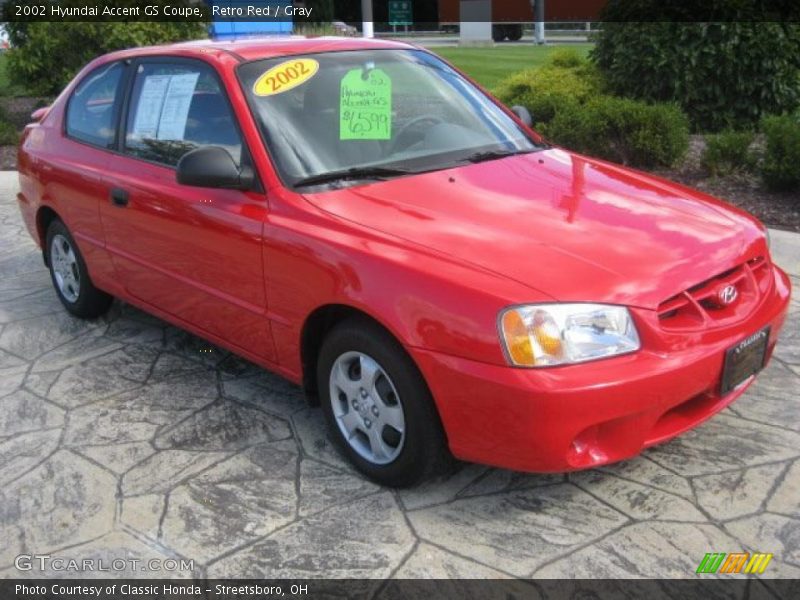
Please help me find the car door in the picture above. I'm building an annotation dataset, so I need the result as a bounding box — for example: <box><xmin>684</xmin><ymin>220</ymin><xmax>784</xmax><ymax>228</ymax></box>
<box><xmin>35</xmin><ymin>61</ymin><xmax>129</xmax><ymax>289</ymax></box>
<box><xmin>99</xmin><ymin>57</ymin><xmax>275</xmax><ymax>361</ymax></box>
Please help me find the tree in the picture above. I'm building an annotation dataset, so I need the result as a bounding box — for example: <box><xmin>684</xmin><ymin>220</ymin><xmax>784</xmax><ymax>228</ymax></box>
<box><xmin>4</xmin><ymin>1</ymin><xmax>206</xmax><ymax>96</ymax></box>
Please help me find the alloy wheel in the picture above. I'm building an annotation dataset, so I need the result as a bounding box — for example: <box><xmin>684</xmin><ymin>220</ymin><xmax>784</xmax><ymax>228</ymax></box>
<box><xmin>328</xmin><ymin>351</ymin><xmax>406</xmax><ymax>465</ymax></box>
<box><xmin>50</xmin><ymin>234</ymin><xmax>81</xmax><ymax>303</ymax></box>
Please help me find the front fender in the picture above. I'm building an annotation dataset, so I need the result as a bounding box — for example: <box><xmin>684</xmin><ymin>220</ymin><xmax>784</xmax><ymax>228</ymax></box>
<box><xmin>262</xmin><ymin>192</ymin><xmax>549</xmax><ymax>380</ymax></box>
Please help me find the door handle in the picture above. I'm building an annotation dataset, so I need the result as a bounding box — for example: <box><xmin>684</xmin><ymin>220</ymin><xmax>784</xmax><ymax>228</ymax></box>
<box><xmin>110</xmin><ymin>188</ymin><xmax>129</xmax><ymax>207</ymax></box>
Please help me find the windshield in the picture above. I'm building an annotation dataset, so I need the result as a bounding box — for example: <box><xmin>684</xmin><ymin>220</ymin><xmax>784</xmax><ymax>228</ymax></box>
<box><xmin>237</xmin><ymin>49</ymin><xmax>542</xmax><ymax>188</ymax></box>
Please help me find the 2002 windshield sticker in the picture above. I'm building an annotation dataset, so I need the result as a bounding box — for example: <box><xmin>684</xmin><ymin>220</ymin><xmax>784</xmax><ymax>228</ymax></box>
<box><xmin>340</xmin><ymin>68</ymin><xmax>392</xmax><ymax>140</ymax></box>
<box><xmin>253</xmin><ymin>59</ymin><xmax>319</xmax><ymax>97</ymax></box>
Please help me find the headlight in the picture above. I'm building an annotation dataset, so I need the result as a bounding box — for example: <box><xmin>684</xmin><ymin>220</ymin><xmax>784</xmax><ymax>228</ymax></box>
<box><xmin>498</xmin><ymin>303</ymin><xmax>640</xmax><ymax>367</ymax></box>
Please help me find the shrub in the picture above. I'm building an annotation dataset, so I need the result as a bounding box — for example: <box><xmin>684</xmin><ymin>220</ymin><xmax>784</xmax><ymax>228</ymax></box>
<box><xmin>493</xmin><ymin>51</ymin><xmax>603</xmax><ymax>126</ymax></box>
<box><xmin>547</xmin><ymin>47</ymin><xmax>586</xmax><ymax>70</ymax></box>
<box><xmin>0</xmin><ymin>122</ymin><xmax>18</xmax><ymax>146</ymax></box>
<box><xmin>544</xmin><ymin>96</ymin><xmax>689</xmax><ymax>168</ymax></box>
<box><xmin>494</xmin><ymin>69</ymin><xmax>584</xmax><ymax>126</ymax></box>
<box><xmin>761</xmin><ymin>115</ymin><xmax>800</xmax><ymax>191</ymax></box>
<box><xmin>4</xmin><ymin>2</ymin><xmax>207</xmax><ymax>96</ymax></box>
<box><xmin>592</xmin><ymin>1</ymin><xmax>800</xmax><ymax>131</ymax></box>
<box><xmin>701</xmin><ymin>130</ymin><xmax>756</xmax><ymax>176</ymax></box>
<box><xmin>0</xmin><ymin>104</ymin><xmax>18</xmax><ymax>145</ymax></box>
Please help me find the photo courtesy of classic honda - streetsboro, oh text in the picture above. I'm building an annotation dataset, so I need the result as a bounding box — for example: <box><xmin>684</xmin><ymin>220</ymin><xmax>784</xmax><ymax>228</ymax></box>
<box><xmin>17</xmin><ymin>36</ymin><xmax>790</xmax><ymax>487</ymax></box>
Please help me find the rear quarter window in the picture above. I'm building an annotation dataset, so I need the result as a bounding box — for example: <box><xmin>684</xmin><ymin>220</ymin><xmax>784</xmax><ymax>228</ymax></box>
<box><xmin>65</xmin><ymin>62</ymin><xmax>125</xmax><ymax>148</ymax></box>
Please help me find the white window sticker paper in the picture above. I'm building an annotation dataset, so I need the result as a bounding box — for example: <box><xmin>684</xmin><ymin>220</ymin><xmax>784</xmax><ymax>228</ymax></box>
<box><xmin>131</xmin><ymin>72</ymin><xmax>200</xmax><ymax>141</ymax></box>
<box><xmin>157</xmin><ymin>73</ymin><xmax>200</xmax><ymax>140</ymax></box>
<box><xmin>131</xmin><ymin>74</ymin><xmax>170</xmax><ymax>139</ymax></box>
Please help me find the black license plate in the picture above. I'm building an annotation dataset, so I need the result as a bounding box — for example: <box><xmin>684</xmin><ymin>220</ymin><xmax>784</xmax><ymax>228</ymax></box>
<box><xmin>720</xmin><ymin>326</ymin><xmax>770</xmax><ymax>395</ymax></box>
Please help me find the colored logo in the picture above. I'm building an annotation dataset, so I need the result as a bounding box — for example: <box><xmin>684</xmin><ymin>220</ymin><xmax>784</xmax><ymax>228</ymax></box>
<box><xmin>718</xmin><ymin>284</ymin><xmax>738</xmax><ymax>306</ymax></box>
<box><xmin>696</xmin><ymin>552</ymin><xmax>773</xmax><ymax>574</ymax></box>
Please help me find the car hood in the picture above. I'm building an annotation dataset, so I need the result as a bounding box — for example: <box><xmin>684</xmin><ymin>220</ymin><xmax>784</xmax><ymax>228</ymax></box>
<box><xmin>303</xmin><ymin>148</ymin><xmax>766</xmax><ymax>310</ymax></box>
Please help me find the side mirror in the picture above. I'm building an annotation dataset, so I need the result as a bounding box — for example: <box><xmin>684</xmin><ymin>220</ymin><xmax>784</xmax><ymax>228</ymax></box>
<box><xmin>511</xmin><ymin>105</ymin><xmax>533</xmax><ymax>127</ymax></box>
<box><xmin>176</xmin><ymin>146</ymin><xmax>255</xmax><ymax>191</ymax></box>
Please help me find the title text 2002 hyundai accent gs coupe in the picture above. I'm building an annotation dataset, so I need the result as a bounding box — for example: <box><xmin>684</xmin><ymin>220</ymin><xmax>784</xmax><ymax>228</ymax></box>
<box><xmin>16</xmin><ymin>38</ymin><xmax>791</xmax><ymax>486</ymax></box>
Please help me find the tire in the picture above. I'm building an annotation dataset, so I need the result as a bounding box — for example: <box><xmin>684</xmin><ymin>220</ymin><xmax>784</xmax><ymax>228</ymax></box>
<box><xmin>317</xmin><ymin>318</ymin><xmax>449</xmax><ymax>487</ymax></box>
<box><xmin>492</xmin><ymin>25</ymin><xmax>507</xmax><ymax>42</ymax></box>
<box><xmin>45</xmin><ymin>219</ymin><xmax>113</xmax><ymax>318</ymax></box>
<box><xmin>508</xmin><ymin>25</ymin><xmax>523</xmax><ymax>42</ymax></box>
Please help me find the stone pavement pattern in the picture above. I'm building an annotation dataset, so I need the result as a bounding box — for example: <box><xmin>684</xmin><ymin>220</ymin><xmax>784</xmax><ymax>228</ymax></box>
<box><xmin>0</xmin><ymin>172</ymin><xmax>797</xmax><ymax>584</ymax></box>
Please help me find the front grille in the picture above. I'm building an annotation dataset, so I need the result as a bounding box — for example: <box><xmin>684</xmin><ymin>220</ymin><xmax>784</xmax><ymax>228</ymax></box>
<box><xmin>656</xmin><ymin>257</ymin><xmax>770</xmax><ymax>329</ymax></box>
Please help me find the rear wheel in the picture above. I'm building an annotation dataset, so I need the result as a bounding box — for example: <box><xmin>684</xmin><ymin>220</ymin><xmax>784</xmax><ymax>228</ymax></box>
<box><xmin>46</xmin><ymin>219</ymin><xmax>113</xmax><ymax>318</ymax></box>
<box><xmin>507</xmin><ymin>24</ymin><xmax>524</xmax><ymax>41</ymax></box>
<box><xmin>317</xmin><ymin>318</ymin><xmax>448</xmax><ymax>486</ymax></box>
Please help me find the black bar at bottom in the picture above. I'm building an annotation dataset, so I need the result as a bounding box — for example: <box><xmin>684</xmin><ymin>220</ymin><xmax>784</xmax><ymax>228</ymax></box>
<box><xmin>0</xmin><ymin>578</ymin><xmax>796</xmax><ymax>600</ymax></box>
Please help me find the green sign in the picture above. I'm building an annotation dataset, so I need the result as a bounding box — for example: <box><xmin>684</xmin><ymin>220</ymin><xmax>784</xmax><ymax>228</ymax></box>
<box><xmin>340</xmin><ymin>68</ymin><xmax>392</xmax><ymax>141</ymax></box>
<box><xmin>388</xmin><ymin>0</ymin><xmax>413</xmax><ymax>26</ymax></box>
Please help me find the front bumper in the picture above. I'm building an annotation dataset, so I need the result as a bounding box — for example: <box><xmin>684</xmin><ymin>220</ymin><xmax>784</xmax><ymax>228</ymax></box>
<box><xmin>412</xmin><ymin>265</ymin><xmax>792</xmax><ymax>473</ymax></box>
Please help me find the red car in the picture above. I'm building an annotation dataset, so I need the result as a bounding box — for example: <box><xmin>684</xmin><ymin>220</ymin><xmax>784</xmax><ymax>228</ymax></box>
<box><xmin>17</xmin><ymin>38</ymin><xmax>790</xmax><ymax>486</ymax></box>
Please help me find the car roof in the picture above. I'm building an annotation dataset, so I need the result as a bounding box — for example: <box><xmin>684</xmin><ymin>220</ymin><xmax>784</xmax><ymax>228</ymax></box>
<box><xmin>102</xmin><ymin>36</ymin><xmax>417</xmax><ymax>64</ymax></box>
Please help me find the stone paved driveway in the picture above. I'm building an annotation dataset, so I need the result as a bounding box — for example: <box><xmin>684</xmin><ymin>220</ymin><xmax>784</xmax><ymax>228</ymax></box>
<box><xmin>0</xmin><ymin>172</ymin><xmax>798</xmax><ymax>581</ymax></box>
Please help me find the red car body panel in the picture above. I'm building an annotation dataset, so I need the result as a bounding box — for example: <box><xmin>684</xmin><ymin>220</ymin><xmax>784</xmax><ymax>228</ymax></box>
<box><xmin>16</xmin><ymin>38</ymin><xmax>791</xmax><ymax>473</ymax></box>
<box><xmin>304</xmin><ymin>150</ymin><xmax>766</xmax><ymax>310</ymax></box>
<box><xmin>99</xmin><ymin>153</ymin><xmax>276</xmax><ymax>360</ymax></box>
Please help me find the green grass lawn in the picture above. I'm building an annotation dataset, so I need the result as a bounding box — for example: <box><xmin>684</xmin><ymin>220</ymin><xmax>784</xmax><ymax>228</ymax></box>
<box><xmin>433</xmin><ymin>44</ymin><xmax>592</xmax><ymax>90</ymax></box>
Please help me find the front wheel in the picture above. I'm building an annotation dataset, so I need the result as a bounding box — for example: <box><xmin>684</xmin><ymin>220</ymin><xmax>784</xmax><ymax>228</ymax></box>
<box><xmin>46</xmin><ymin>219</ymin><xmax>113</xmax><ymax>318</ymax></box>
<box><xmin>492</xmin><ymin>25</ymin><xmax>507</xmax><ymax>42</ymax></box>
<box><xmin>317</xmin><ymin>318</ymin><xmax>449</xmax><ymax>487</ymax></box>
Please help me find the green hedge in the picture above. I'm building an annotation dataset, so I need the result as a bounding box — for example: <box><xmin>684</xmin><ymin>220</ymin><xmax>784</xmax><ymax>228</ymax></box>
<box><xmin>701</xmin><ymin>130</ymin><xmax>756</xmax><ymax>176</ymax></box>
<box><xmin>0</xmin><ymin>104</ymin><xmax>18</xmax><ymax>146</ymax></box>
<box><xmin>761</xmin><ymin>115</ymin><xmax>800</xmax><ymax>191</ymax></box>
<box><xmin>0</xmin><ymin>121</ymin><xmax>18</xmax><ymax>146</ymax></box>
<box><xmin>544</xmin><ymin>96</ymin><xmax>689</xmax><ymax>168</ymax></box>
<box><xmin>592</xmin><ymin>2</ymin><xmax>800</xmax><ymax>131</ymax></box>
<box><xmin>495</xmin><ymin>50</ymin><xmax>689</xmax><ymax>168</ymax></box>
<box><xmin>493</xmin><ymin>49</ymin><xmax>603</xmax><ymax>126</ymax></box>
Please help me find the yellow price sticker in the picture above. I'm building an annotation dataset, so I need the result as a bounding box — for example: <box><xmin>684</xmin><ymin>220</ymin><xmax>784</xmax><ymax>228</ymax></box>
<box><xmin>253</xmin><ymin>58</ymin><xmax>319</xmax><ymax>97</ymax></box>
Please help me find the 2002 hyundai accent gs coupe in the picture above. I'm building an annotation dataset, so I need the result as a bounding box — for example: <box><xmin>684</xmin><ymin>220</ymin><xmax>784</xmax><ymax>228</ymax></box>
<box><xmin>17</xmin><ymin>38</ymin><xmax>791</xmax><ymax>486</ymax></box>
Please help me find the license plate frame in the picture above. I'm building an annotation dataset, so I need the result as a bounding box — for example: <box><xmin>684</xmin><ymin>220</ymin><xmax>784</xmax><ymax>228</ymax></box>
<box><xmin>720</xmin><ymin>326</ymin><xmax>770</xmax><ymax>395</ymax></box>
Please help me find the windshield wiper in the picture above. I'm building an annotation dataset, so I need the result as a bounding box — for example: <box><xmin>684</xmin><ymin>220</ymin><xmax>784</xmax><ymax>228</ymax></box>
<box><xmin>463</xmin><ymin>148</ymin><xmax>536</xmax><ymax>164</ymax></box>
<box><xmin>293</xmin><ymin>166</ymin><xmax>414</xmax><ymax>188</ymax></box>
